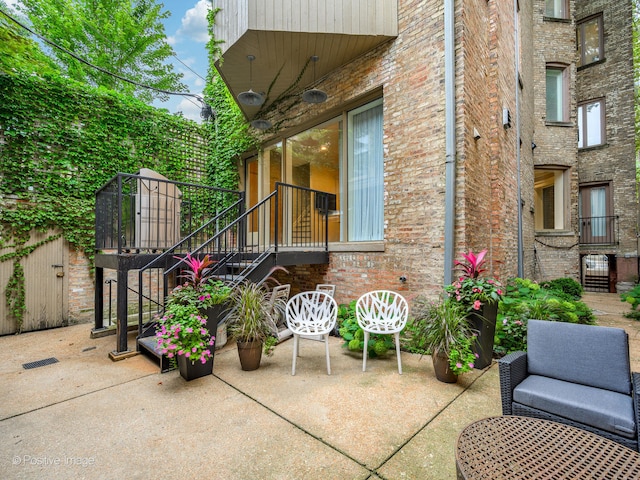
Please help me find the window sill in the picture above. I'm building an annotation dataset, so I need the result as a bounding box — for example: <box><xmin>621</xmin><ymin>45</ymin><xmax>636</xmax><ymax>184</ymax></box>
<box><xmin>578</xmin><ymin>143</ymin><xmax>608</xmax><ymax>152</ymax></box>
<box><xmin>328</xmin><ymin>241</ymin><xmax>385</xmax><ymax>253</ymax></box>
<box><xmin>577</xmin><ymin>59</ymin><xmax>606</xmax><ymax>71</ymax></box>
<box><xmin>545</xmin><ymin>121</ymin><xmax>573</xmax><ymax>127</ymax></box>
<box><xmin>543</xmin><ymin>16</ymin><xmax>571</xmax><ymax>23</ymax></box>
<box><xmin>535</xmin><ymin>230</ymin><xmax>576</xmax><ymax>237</ymax></box>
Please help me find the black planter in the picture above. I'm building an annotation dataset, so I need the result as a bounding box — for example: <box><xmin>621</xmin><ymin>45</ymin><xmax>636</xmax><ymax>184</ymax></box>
<box><xmin>468</xmin><ymin>302</ymin><xmax>498</xmax><ymax>369</ymax></box>
<box><xmin>177</xmin><ymin>354</ymin><xmax>213</xmax><ymax>381</ymax></box>
<box><xmin>200</xmin><ymin>303</ymin><xmax>230</xmax><ymax>368</ymax></box>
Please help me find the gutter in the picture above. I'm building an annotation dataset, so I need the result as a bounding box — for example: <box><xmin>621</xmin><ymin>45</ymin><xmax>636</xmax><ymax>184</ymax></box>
<box><xmin>443</xmin><ymin>0</ymin><xmax>456</xmax><ymax>285</ymax></box>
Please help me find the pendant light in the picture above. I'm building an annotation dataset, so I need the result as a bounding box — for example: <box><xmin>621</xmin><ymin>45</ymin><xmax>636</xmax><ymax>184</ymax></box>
<box><xmin>237</xmin><ymin>55</ymin><xmax>265</xmax><ymax>106</ymax></box>
<box><xmin>302</xmin><ymin>55</ymin><xmax>328</xmax><ymax>104</ymax></box>
<box><xmin>250</xmin><ymin>119</ymin><xmax>272</xmax><ymax>130</ymax></box>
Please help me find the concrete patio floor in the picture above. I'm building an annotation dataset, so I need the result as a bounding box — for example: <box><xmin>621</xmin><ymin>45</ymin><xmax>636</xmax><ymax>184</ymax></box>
<box><xmin>1</xmin><ymin>292</ymin><xmax>638</xmax><ymax>479</ymax></box>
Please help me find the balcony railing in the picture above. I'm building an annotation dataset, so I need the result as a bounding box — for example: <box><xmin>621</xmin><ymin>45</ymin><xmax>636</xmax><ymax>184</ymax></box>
<box><xmin>95</xmin><ymin>172</ymin><xmax>243</xmax><ymax>254</ymax></box>
<box><xmin>579</xmin><ymin>215</ymin><xmax>619</xmax><ymax>245</ymax></box>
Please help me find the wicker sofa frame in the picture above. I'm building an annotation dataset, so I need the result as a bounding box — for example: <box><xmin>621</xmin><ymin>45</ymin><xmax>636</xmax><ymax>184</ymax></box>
<box><xmin>498</xmin><ymin>320</ymin><xmax>640</xmax><ymax>452</ymax></box>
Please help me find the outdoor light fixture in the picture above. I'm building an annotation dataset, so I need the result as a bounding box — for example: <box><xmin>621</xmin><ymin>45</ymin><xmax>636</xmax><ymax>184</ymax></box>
<box><xmin>237</xmin><ymin>55</ymin><xmax>265</xmax><ymax>106</ymax></box>
<box><xmin>200</xmin><ymin>103</ymin><xmax>214</xmax><ymax>121</ymax></box>
<box><xmin>302</xmin><ymin>56</ymin><xmax>328</xmax><ymax>104</ymax></box>
<box><xmin>250</xmin><ymin>119</ymin><xmax>272</xmax><ymax>130</ymax></box>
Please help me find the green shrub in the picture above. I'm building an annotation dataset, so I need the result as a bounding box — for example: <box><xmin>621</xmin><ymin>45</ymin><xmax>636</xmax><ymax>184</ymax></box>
<box><xmin>494</xmin><ymin>278</ymin><xmax>595</xmax><ymax>355</ymax></box>
<box><xmin>337</xmin><ymin>300</ymin><xmax>395</xmax><ymax>357</ymax></box>
<box><xmin>620</xmin><ymin>284</ymin><xmax>640</xmax><ymax>319</ymax></box>
<box><xmin>541</xmin><ymin>277</ymin><xmax>584</xmax><ymax>299</ymax></box>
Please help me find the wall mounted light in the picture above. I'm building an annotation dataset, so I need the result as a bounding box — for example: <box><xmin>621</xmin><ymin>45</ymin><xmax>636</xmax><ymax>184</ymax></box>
<box><xmin>237</xmin><ymin>55</ymin><xmax>265</xmax><ymax>106</ymax></box>
<box><xmin>302</xmin><ymin>56</ymin><xmax>328</xmax><ymax>104</ymax></box>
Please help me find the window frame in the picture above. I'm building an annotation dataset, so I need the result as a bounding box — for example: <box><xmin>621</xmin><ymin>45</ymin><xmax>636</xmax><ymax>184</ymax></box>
<box><xmin>544</xmin><ymin>0</ymin><xmax>569</xmax><ymax>20</ymax></box>
<box><xmin>545</xmin><ymin>63</ymin><xmax>570</xmax><ymax>124</ymax></box>
<box><xmin>534</xmin><ymin>167</ymin><xmax>571</xmax><ymax>232</ymax></box>
<box><xmin>577</xmin><ymin>14</ymin><xmax>604</xmax><ymax>68</ymax></box>
<box><xmin>577</xmin><ymin>98</ymin><xmax>606</xmax><ymax>149</ymax></box>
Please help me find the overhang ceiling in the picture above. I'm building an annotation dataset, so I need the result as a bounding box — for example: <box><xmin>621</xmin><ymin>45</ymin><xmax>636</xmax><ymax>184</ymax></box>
<box><xmin>212</xmin><ymin>1</ymin><xmax>398</xmax><ymax>120</ymax></box>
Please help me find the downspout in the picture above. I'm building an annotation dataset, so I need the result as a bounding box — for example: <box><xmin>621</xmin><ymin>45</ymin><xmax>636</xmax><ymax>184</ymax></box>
<box><xmin>443</xmin><ymin>0</ymin><xmax>456</xmax><ymax>285</ymax></box>
<box><xmin>514</xmin><ymin>0</ymin><xmax>524</xmax><ymax>277</ymax></box>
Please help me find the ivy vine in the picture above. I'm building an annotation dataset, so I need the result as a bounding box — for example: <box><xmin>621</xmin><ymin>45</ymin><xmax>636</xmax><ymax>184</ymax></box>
<box><xmin>0</xmin><ymin>8</ymin><xmax>257</xmax><ymax>332</ymax></box>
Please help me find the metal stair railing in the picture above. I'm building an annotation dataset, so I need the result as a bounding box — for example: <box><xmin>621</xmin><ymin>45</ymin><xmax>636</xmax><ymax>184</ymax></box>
<box><xmin>136</xmin><ymin>182</ymin><xmax>335</xmax><ymax>339</ymax></box>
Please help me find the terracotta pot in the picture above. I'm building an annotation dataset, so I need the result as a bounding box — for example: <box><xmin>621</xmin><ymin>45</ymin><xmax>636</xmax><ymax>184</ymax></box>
<box><xmin>432</xmin><ymin>351</ymin><xmax>458</xmax><ymax>383</ymax></box>
<box><xmin>177</xmin><ymin>354</ymin><xmax>213</xmax><ymax>381</ymax></box>
<box><xmin>236</xmin><ymin>340</ymin><xmax>263</xmax><ymax>371</ymax></box>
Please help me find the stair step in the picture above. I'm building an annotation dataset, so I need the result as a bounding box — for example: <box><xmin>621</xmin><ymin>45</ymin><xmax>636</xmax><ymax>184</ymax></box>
<box><xmin>138</xmin><ymin>335</ymin><xmax>173</xmax><ymax>372</ymax></box>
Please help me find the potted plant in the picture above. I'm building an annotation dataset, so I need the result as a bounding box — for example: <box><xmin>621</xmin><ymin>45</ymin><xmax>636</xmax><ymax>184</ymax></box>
<box><xmin>155</xmin><ymin>302</ymin><xmax>215</xmax><ymax>380</ymax></box>
<box><xmin>226</xmin><ymin>281</ymin><xmax>279</xmax><ymax>371</ymax></box>
<box><xmin>444</xmin><ymin>249</ymin><xmax>503</xmax><ymax>369</ymax></box>
<box><xmin>167</xmin><ymin>253</ymin><xmax>233</xmax><ymax>348</ymax></box>
<box><xmin>409</xmin><ymin>297</ymin><xmax>477</xmax><ymax>383</ymax></box>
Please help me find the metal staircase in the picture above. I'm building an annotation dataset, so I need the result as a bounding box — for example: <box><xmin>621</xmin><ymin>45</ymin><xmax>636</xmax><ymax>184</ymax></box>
<box><xmin>134</xmin><ymin>182</ymin><xmax>334</xmax><ymax>370</ymax></box>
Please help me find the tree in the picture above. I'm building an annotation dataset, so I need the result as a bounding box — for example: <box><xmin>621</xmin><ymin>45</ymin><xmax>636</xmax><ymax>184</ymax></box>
<box><xmin>17</xmin><ymin>0</ymin><xmax>186</xmax><ymax>103</ymax></box>
<box><xmin>0</xmin><ymin>3</ymin><xmax>59</xmax><ymax>75</ymax></box>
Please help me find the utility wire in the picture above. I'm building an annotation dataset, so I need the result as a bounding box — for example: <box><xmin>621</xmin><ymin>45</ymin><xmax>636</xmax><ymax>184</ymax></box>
<box><xmin>172</xmin><ymin>54</ymin><xmax>207</xmax><ymax>82</ymax></box>
<box><xmin>0</xmin><ymin>7</ymin><xmax>205</xmax><ymax>103</ymax></box>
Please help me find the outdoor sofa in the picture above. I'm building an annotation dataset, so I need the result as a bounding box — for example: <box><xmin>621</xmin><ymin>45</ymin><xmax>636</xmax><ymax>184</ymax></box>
<box><xmin>498</xmin><ymin>319</ymin><xmax>640</xmax><ymax>451</ymax></box>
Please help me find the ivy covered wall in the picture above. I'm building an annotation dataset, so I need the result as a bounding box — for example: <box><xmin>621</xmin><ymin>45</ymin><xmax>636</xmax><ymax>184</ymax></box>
<box><xmin>0</xmin><ymin>71</ymin><xmax>235</xmax><ymax>330</ymax></box>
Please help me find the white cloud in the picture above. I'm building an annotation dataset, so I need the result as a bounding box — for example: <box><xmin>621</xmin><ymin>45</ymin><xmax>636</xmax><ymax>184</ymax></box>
<box><xmin>177</xmin><ymin>0</ymin><xmax>210</xmax><ymax>44</ymax></box>
<box><xmin>176</xmin><ymin>96</ymin><xmax>203</xmax><ymax>123</ymax></box>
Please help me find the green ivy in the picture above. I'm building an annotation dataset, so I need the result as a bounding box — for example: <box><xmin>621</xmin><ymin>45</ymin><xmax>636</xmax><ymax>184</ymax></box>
<box><xmin>0</xmin><ymin>8</ymin><xmax>256</xmax><ymax>331</ymax></box>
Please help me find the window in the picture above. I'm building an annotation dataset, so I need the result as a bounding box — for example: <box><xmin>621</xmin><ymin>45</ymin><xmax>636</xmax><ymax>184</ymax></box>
<box><xmin>545</xmin><ymin>0</ymin><xmax>568</xmax><ymax>19</ymax></box>
<box><xmin>579</xmin><ymin>183</ymin><xmax>613</xmax><ymax>244</ymax></box>
<box><xmin>281</xmin><ymin>98</ymin><xmax>383</xmax><ymax>242</ymax></box>
<box><xmin>347</xmin><ymin>100</ymin><xmax>384</xmax><ymax>241</ymax></box>
<box><xmin>534</xmin><ymin>168</ymin><xmax>569</xmax><ymax>231</ymax></box>
<box><xmin>545</xmin><ymin>65</ymin><xmax>569</xmax><ymax>122</ymax></box>
<box><xmin>578</xmin><ymin>99</ymin><xmax>605</xmax><ymax>148</ymax></box>
<box><xmin>577</xmin><ymin>14</ymin><xmax>604</xmax><ymax>67</ymax></box>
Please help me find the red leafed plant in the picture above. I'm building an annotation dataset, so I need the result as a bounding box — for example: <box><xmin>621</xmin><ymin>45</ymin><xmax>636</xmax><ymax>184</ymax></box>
<box><xmin>175</xmin><ymin>252</ymin><xmax>216</xmax><ymax>288</ymax></box>
<box><xmin>454</xmin><ymin>249</ymin><xmax>487</xmax><ymax>279</ymax></box>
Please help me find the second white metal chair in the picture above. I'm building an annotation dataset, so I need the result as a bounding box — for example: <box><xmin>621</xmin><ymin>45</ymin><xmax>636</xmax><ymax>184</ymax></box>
<box><xmin>286</xmin><ymin>291</ymin><xmax>338</xmax><ymax>375</ymax></box>
<box><xmin>356</xmin><ymin>290</ymin><xmax>409</xmax><ymax>374</ymax></box>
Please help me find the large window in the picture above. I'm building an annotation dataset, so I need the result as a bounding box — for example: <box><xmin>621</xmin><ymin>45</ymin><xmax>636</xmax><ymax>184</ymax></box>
<box><xmin>278</xmin><ymin>98</ymin><xmax>383</xmax><ymax>242</ymax></box>
<box><xmin>577</xmin><ymin>14</ymin><xmax>604</xmax><ymax>67</ymax></box>
<box><xmin>347</xmin><ymin>100</ymin><xmax>384</xmax><ymax>241</ymax></box>
<box><xmin>534</xmin><ymin>168</ymin><xmax>569</xmax><ymax>231</ymax></box>
<box><xmin>545</xmin><ymin>0</ymin><xmax>568</xmax><ymax>19</ymax></box>
<box><xmin>546</xmin><ymin>65</ymin><xmax>569</xmax><ymax>122</ymax></box>
<box><xmin>578</xmin><ymin>99</ymin><xmax>605</xmax><ymax>148</ymax></box>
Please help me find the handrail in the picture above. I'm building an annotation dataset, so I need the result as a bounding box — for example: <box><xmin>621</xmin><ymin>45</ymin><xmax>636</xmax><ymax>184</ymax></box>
<box><xmin>136</xmin><ymin>182</ymin><xmax>334</xmax><ymax>336</ymax></box>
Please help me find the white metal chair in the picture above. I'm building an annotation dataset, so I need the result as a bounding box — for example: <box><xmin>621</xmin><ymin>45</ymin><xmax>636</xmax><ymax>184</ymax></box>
<box><xmin>315</xmin><ymin>284</ymin><xmax>336</xmax><ymax>297</ymax></box>
<box><xmin>356</xmin><ymin>290</ymin><xmax>409</xmax><ymax>374</ymax></box>
<box><xmin>286</xmin><ymin>291</ymin><xmax>338</xmax><ymax>375</ymax></box>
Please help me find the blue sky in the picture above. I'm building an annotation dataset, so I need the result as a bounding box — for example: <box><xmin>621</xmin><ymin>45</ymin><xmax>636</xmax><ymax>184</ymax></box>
<box><xmin>4</xmin><ymin>0</ymin><xmax>211</xmax><ymax>122</ymax></box>
<box><xmin>155</xmin><ymin>0</ymin><xmax>211</xmax><ymax>122</ymax></box>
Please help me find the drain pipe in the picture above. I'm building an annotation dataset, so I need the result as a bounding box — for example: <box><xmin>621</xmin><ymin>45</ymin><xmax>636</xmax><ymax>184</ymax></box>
<box><xmin>443</xmin><ymin>0</ymin><xmax>456</xmax><ymax>285</ymax></box>
<box><xmin>514</xmin><ymin>0</ymin><xmax>524</xmax><ymax>277</ymax></box>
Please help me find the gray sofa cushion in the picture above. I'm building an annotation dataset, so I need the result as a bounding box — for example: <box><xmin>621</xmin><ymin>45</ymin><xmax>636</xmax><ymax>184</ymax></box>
<box><xmin>513</xmin><ymin>375</ymin><xmax>636</xmax><ymax>439</ymax></box>
<box><xmin>527</xmin><ymin>319</ymin><xmax>631</xmax><ymax>394</ymax></box>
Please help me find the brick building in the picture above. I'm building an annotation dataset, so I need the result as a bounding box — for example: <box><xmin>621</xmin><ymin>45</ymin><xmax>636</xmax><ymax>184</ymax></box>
<box><xmin>212</xmin><ymin>0</ymin><xmax>636</xmax><ymax>303</ymax></box>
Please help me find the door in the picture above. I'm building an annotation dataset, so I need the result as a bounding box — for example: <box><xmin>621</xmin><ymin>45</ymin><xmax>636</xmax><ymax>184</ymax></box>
<box><xmin>579</xmin><ymin>183</ymin><xmax>612</xmax><ymax>244</ymax></box>
<box><xmin>0</xmin><ymin>231</ymin><xmax>68</xmax><ymax>334</ymax></box>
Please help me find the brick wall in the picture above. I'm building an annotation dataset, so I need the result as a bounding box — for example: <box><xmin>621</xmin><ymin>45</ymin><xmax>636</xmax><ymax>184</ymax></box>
<box><xmin>255</xmin><ymin>0</ymin><xmax>526</xmax><ymax>305</ymax></box>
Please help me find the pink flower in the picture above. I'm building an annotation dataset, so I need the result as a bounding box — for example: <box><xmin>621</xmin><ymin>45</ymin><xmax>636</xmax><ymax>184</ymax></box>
<box><xmin>474</xmin><ymin>353</ymin><xmax>480</xmax><ymax>358</ymax></box>
<box><xmin>167</xmin><ymin>352</ymin><xmax>174</xmax><ymax>358</ymax></box>
<box><xmin>468</xmin><ymin>363</ymin><xmax>474</xmax><ymax>368</ymax></box>
<box><xmin>186</xmin><ymin>327</ymin><xmax>193</xmax><ymax>333</ymax></box>
<box><xmin>185</xmin><ymin>352</ymin><xmax>190</xmax><ymax>358</ymax></box>
<box><xmin>473</xmin><ymin>300</ymin><xmax>482</xmax><ymax>310</ymax></box>
<box><xmin>456</xmin><ymin>363</ymin><xmax>463</xmax><ymax>369</ymax></box>
<box><xmin>497</xmin><ymin>289</ymin><xmax>503</xmax><ymax>295</ymax></box>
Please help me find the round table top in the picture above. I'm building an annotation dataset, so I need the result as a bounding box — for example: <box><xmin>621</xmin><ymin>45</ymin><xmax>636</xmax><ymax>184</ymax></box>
<box><xmin>456</xmin><ymin>416</ymin><xmax>640</xmax><ymax>480</ymax></box>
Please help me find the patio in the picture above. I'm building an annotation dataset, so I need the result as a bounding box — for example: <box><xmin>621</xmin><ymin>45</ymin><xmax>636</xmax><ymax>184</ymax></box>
<box><xmin>0</xmin><ymin>293</ymin><xmax>638</xmax><ymax>479</ymax></box>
